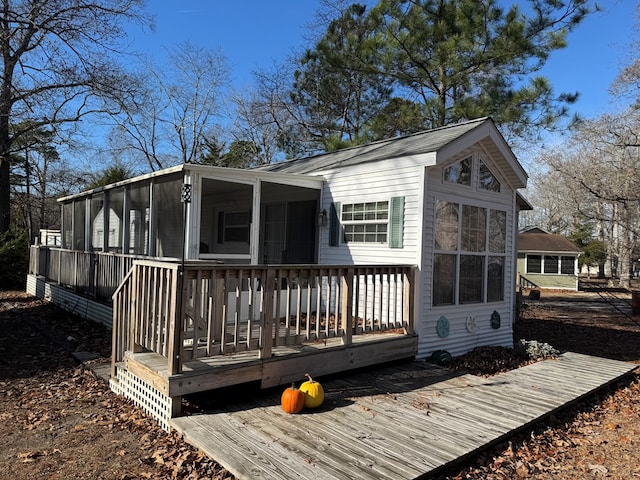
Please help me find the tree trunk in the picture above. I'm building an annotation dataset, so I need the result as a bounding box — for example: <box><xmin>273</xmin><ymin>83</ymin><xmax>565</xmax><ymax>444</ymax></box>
<box><xmin>0</xmin><ymin>156</ymin><xmax>9</xmax><ymax>234</ymax></box>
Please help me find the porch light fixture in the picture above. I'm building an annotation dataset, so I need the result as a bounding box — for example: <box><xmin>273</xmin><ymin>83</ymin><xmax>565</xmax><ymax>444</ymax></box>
<box><xmin>318</xmin><ymin>209</ymin><xmax>328</xmax><ymax>227</ymax></box>
<box><xmin>181</xmin><ymin>183</ymin><xmax>192</xmax><ymax>203</ymax></box>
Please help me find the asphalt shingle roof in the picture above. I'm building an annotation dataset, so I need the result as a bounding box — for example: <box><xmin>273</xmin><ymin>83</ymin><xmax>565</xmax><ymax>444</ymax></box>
<box><xmin>518</xmin><ymin>232</ymin><xmax>582</xmax><ymax>253</ymax></box>
<box><xmin>257</xmin><ymin>118</ymin><xmax>489</xmax><ymax>174</ymax></box>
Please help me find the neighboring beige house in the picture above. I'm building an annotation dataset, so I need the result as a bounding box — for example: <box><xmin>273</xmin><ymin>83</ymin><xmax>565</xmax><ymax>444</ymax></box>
<box><xmin>517</xmin><ymin>227</ymin><xmax>582</xmax><ymax>291</ymax></box>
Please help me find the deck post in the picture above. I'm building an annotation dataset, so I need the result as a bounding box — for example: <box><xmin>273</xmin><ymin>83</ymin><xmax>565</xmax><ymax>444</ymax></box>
<box><xmin>260</xmin><ymin>268</ymin><xmax>275</xmax><ymax>359</ymax></box>
<box><xmin>341</xmin><ymin>267</ymin><xmax>354</xmax><ymax>345</ymax></box>
<box><xmin>130</xmin><ymin>264</ymin><xmax>143</xmax><ymax>353</ymax></box>
<box><xmin>404</xmin><ymin>266</ymin><xmax>416</xmax><ymax>334</ymax></box>
<box><xmin>167</xmin><ymin>266</ymin><xmax>184</xmax><ymax>375</ymax></box>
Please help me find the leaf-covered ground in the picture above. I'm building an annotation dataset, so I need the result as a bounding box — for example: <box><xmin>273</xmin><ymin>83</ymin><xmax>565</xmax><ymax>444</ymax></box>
<box><xmin>1</xmin><ymin>288</ymin><xmax>639</xmax><ymax>479</ymax></box>
<box><xmin>0</xmin><ymin>291</ymin><xmax>233</xmax><ymax>480</ymax></box>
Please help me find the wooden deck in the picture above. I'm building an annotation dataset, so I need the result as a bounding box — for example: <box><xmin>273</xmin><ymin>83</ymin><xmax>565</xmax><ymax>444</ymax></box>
<box><xmin>171</xmin><ymin>352</ymin><xmax>636</xmax><ymax>480</ymax></box>
<box><xmin>124</xmin><ymin>332</ymin><xmax>418</xmax><ymax>398</ymax></box>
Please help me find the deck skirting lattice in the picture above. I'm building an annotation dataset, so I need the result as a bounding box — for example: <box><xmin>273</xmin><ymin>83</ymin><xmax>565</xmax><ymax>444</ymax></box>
<box><xmin>110</xmin><ymin>365</ymin><xmax>173</xmax><ymax>432</ymax></box>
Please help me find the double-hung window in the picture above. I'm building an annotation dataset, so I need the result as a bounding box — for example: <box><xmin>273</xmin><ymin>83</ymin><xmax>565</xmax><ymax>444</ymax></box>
<box><xmin>331</xmin><ymin>197</ymin><xmax>404</xmax><ymax>248</ymax></box>
<box><xmin>341</xmin><ymin>201</ymin><xmax>389</xmax><ymax>244</ymax></box>
<box><xmin>433</xmin><ymin>201</ymin><xmax>507</xmax><ymax>306</ymax></box>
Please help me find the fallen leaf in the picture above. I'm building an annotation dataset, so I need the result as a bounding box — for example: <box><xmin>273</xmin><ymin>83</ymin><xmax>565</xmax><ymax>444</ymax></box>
<box><xmin>588</xmin><ymin>464</ymin><xmax>608</xmax><ymax>474</ymax></box>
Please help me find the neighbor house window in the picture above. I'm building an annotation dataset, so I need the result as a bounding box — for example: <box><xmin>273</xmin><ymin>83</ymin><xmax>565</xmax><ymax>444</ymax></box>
<box><xmin>561</xmin><ymin>256</ymin><xmax>575</xmax><ymax>275</ymax></box>
<box><xmin>433</xmin><ymin>201</ymin><xmax>507</xmax><ymax>305</ymax></box>
<box><xmin>526</xmin><ymin>255</ymin><xmax>542</xmax><ymax>273</ymax></box>
<box><xmin>218</xmin><ymin>211</ymin><xmax>250</xmax><ymax>243</ymax></box>
<box><xmin>544</xmin><ymin>255</ymin><xmax>559</xmax><ymax>274</ymax></box>
<box><xmin>526</xmin><ymin>254</ymin><xmax>576</xmax><ymax>275</ymax></box>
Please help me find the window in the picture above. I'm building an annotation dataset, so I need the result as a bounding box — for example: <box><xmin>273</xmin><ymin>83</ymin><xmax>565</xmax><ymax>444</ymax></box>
<box><xmin>561</xmin><ymin>256</ymin><xmax>575</xmax><ymax>275</ymax></box>
<box><xmin>461</xmin><ymin>205</ymin><xmax>486</xmax><ymax>252</ymax></box>
<box><xmin>527</xmin><ymin>255</ymin><xmax>542</xmax><ymax>273</ymax></box>
<box><xmin>433</xmin><ymin>202</ymin><xmax>507</xmax><ymax>305</ymax></box>
<box><xmin>459</xmin><ymin>255</ymin><xmax>484</xmax><ymax>303</ymax></box>
<box><xmin>544</xmin><ymin>255</ymin><xmax>559</xmax><ymax>274</ymax></box>
<box><xmin>341</xmin><ymin>201</ymin><xmax>388</xmax><ymax>244</ymax></box>
<box><xmin>487</xmin><ymin>257</ymin><xmax>505</xmax><ymax>302</ymax></box>
<box><xmin>218</xmin><ymin>211</ymin><xmax>250</xmax><ymax>243</ymax></box>
<box><xmin>489</xmin><ymin>210</ymin><xmax>506</xmax><ymax>253</ymax></box>
<box><xmin>433</xmin><ymin>254</ymin><xmax>456</xmax><ymax>305</ymax></box>
<box><xmin>479</xmin><ymin>161</ymin><xmax>501</xmax><ymax>192</ymax></box>
<box><xmin>434</xmin><ymin>201</ymin><xmax>458</xmax><ymax>250</ymax></box>
<box><xmin>444</xmin><ymin>156</ymin><xmax>501</xmax><ymax>193</ymax></box>
<box><xmin>527</xmin><ymin>254</ymin><xmax>576</xmax><ymax>275</ymax></box>
<box><xmin>444</xmin><ymin>156</ymin><xmax>472</xmax><ymax>185</ymax></box>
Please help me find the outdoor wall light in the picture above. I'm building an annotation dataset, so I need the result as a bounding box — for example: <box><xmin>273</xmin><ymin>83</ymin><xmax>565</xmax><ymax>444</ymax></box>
<box><xmin>318</xmin><ymin>209</ymin><xmax>328</xmax><ymax>227</ymax></box>
<box><xmin>181</xmin><ymin>183</ymin><xmax>192</xmax><ymax>203</ymax></box>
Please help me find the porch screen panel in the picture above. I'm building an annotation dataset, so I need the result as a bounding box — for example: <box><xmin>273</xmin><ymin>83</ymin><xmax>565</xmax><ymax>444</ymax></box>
<box><xmin>108</xmin><ymin>188</ymin><xmax>124</xmax><ymax>252</ymax></box>
<box><xmin>129</xmin><ymin>183</ymin><xmax>150</xmax><ymax>255</ymax></box>
<box><xmin>262</xmin><ymin>203</ymin><xmax>286</xmax><ymax>263</ymax></box>
<box><xmin>89</xmin><ymin>194</ymin><xmax>104</xmax><ymax>251</ymax></box>
<box><xmin>62</xmin><ymin>202</ymin><xmax>73</xmax><ymax>249</ymax></box>
<box><xmin>154</xmin><ymin>177</ymin><xmax>183</xmax><ymax>258</ymax></box>
<box><xmin>73</xmin><ymin>200</ymin><xmax>86</xmax><ymax>251</ymax></box>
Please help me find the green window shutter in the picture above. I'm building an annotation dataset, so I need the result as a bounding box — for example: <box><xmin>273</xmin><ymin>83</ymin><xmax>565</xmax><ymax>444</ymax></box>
<box><xmin>329</xmin><ymin>202</ymin><xmax>340</xmax><ymax>247</ymax></box>
<box><xmin>389</xmin><ymin>196</ymin><xmax>405</xmax><ymax>248</ymax></box>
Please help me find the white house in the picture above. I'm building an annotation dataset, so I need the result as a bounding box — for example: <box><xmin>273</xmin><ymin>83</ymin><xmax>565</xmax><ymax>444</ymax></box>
<box><xmin>27</xmin><ymin>117</ymin><xmax>528</xmax><ymax>425</ymax></box>
<box><xmin>260</xmin><ymin>117</ymin><xmax>528</xmax><ymax>357</ymax></box>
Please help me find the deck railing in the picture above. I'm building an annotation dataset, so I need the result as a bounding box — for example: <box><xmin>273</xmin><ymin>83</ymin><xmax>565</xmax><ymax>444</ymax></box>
<box><xmin>112</xmin><ymin>261</ymin><xmax>416</xmax><ymax>376</ymax></box>
<box><xmin>29</xmin><ymin>246</ymin><xmax>155</xmax><ymax>301</ymax></box>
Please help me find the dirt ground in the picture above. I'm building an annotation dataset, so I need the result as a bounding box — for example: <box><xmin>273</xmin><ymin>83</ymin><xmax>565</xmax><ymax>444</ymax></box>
<box><xmin>1</xmin><ymin>287</ymin><xmax>639</xmax><ymax>479</ymax></box>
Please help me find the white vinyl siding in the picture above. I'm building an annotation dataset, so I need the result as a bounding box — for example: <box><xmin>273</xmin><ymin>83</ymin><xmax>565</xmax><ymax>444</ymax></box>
<box><xmin>317</xmin><ymin>159</ymin><xmax>423</xmax><ymax>266</ymax></box>
<box><xmin>420</xmin><ymin>151</ymin><xmax>516</xmax><ymax>359</ymax></box>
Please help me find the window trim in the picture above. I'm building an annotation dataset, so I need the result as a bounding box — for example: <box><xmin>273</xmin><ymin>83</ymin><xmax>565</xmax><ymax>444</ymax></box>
<box><xmin>526</xmin><ymin>253</ymin><xmax>577</xmax><ymax>275</ymax></box>
<box><xmin>331</xmin><ymin>197</ymin><xmax>404</xmax><ymax>248</ymax></box>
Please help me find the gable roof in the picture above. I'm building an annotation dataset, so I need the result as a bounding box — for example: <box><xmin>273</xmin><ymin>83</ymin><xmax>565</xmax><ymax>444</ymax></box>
<box><xmin>518</xmin><ymin>231</ymin><xmax>582</xmax><ymax>254</ymax></box>
<box><xmin>257</xmin><ymin>118</ymin><xmax>527</xmax><ymax>188</ymax></box>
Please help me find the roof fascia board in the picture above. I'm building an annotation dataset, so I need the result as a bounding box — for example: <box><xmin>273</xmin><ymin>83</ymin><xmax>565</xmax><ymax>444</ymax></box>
<box><xmin>58</xmin><ymin>164</ymin><xmax>185</xmax><ymax>203</ymax></box>
<box><xmin>519</xmin><ymin>249</ymin><xmax>582</xmax><ymax>254</ymax></box>
<box><xmin>435</xmin><ymin>121</ymin><xmax>528</xmax><ymax>188</ymax></box>
<box><xmin>311</xmin><ymin>151</ymin><xmax>438</xmax><ymax>176</ymax></box>
<box><xmin>58</xmin><ymin>163</ymin><xmax>326</xmax><ymax>203</ymax></box>
<box><xmin>186</xmin><ymin>164</ymin><xmax>325</xmax><ymax>189</ymax></box>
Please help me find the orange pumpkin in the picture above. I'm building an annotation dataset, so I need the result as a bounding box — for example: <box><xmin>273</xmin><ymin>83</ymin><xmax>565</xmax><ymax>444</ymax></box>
<box><xmin>281</xmin><ymin>383</ymin><xmax>305</xmax><ymax>414</ymax></box>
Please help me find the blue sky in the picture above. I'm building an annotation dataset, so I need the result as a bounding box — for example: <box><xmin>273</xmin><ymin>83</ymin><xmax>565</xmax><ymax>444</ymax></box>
<box><xmin>129</xmin><ymin>1</ymin><xmax>637</xmax><ymax>122</ymax></box>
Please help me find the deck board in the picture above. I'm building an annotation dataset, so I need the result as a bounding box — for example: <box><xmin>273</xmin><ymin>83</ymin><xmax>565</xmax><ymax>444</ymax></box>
<box><xmin>172</xmin><ymin>352</ymin><xmax>636</xmax><ymax>480</ymax></box>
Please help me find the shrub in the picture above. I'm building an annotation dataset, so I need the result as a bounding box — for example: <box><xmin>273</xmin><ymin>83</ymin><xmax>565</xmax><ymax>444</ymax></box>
<box><xmin>516</xmin><ymin>339</ymin><xmax>560</xmax><ymax>360</ymax></box>
<box><xmin>0</xmin><ymin>229</ymin><xmax>29</xmax><ymax>290</ymax></box>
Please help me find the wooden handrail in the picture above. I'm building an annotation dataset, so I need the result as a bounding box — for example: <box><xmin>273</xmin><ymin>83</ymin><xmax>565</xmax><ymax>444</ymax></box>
<box><xmin>110</xmin><ymin>261</ymin><xmax>416</xmax><ymax>376</ymax></box>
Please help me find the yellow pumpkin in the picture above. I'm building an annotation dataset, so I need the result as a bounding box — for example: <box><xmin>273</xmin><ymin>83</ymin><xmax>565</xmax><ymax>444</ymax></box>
<box><xmin>281</xmin><ymin>383</ymin><xmax>305</xmax><ymax>414</ymax></box>
<box><xmin>299</xmin><ymin>373</ymin><xmax>324</xmax><ymax>409</ymax></box>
